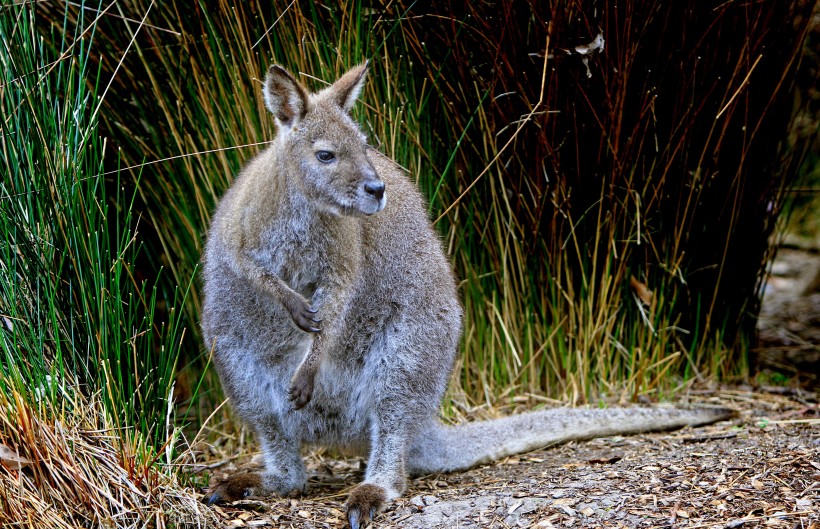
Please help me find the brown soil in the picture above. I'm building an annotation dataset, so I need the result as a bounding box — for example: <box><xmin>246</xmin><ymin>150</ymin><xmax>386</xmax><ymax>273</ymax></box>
<box><xmin>204</xmin><ymin>389</ymin><xmax>818</xmax><ymax>529</ymax></box>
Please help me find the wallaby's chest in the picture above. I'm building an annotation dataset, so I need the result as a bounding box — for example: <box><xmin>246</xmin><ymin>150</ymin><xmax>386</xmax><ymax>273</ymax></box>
<box><xmin>251</xmin><ymin>213</ymin><xmax>360</xmax><ymax>292</ymax></box>
<box><xmin>250</xmin><ymin>226</ymin><xmax>327</xmax><ymax>290</ymax></box>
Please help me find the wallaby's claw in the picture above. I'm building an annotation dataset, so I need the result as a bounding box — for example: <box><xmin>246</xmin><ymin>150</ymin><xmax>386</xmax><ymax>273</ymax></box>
<box><xmin>348</xmin><ymin>509</ymin><xmax>360</xmax><ymax>529</ymax></box>
<box><xmin>347</xmin><ymin>506</ymin><xmax>378</xmax><ymax>529</ymax></box>
<box><xmin>284</xmin><ymin>296</ymin><xmax>322</xmax><ymax>333</ymax></box>
<box><xmin>289</xmin><ymin>369</ymin><xmax>315</xmax><ymax>410</ymax></box>
<box><xmin>204</xmin><ymin>472</ymin><xmax>262</xmax><ymax>505</ymax></box>
<box><xmin>205</xmin><ymin>492</ymin><xmax>220</xmax><ymax>506</ymax></box>
<box><xmin>346</xmin><ymin>484</ymin><xmax>386</xmax><ymax>529</ymax></box>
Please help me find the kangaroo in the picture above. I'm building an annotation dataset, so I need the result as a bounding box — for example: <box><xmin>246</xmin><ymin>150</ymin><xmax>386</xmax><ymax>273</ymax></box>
<box><xmin>201</xmin><ymin>62</ymin><xmax>732</xmax><ymax>528</ymax></box>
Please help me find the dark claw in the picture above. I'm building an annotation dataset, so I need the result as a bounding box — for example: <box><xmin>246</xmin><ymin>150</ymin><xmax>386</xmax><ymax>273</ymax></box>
<box><xmin>294</xmin><ymin>320</ymin><xmax>321</xmax><ymax>333</ymax></box>
<box><xmin>348</xmin><ymin>509</ymin><xmax>361</xmax><ymax>529</ymax></box>
<box><xmin>205</xmin><ymin>492</ymin><xmax>221</xmax><ymax>506</ymax></box>
<box><xmin>308</xmin><ymin>307</ymin><xmax>319</xmax><ymax>314</ymax></box>
<box><xmin>346</xmin><ymin>506</ymin><xmax>378</xmax><ymax>529</ymax></box>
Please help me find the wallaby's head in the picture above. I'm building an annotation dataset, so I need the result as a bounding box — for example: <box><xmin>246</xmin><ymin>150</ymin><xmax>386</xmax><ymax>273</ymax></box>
<box><xmin>263</xmin><ymin>61</ymin><xmax>385</xmax><ymax>217</ymax></box>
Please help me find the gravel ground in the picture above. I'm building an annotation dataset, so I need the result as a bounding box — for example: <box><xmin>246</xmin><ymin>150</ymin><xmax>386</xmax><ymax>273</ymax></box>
<box><xmin>205</xmin><ymin>389</ymin><xmax>819</xmax><ymax>529</ymax></box>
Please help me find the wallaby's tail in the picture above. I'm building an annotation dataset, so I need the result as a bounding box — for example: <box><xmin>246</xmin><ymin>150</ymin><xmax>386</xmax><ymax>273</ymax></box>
<box><xmin>407</xmin><ymin>406</ymin><xmax>733</xmax><ymax>475</ymax></box>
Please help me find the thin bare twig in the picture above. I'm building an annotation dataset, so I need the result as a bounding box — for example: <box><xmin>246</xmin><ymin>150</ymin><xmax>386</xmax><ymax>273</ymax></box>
<box><xmin>66</xmin><ymin>1</ymin><xmax>181</xmax><ymax>35</ymax></box>
<box><xmin>252</xmin><ymin>0</ymin><xmax>295</xmax><ymax>50</ymax></box>
<box><xmin>434</xmin><ymin>34</ymin><xmax>551</xmax><ymax>225</ymax></box>
<box><xmin>715</xmin><ymin>54</ymin><xmax>762</xmax><ymax>120</ymax></box>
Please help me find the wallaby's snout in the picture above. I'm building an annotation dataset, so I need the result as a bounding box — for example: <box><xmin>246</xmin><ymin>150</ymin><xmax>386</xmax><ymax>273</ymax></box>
<box><xmin>364</xmin><ymin>180</ymin><xmax>385</xmax><ymax>201</ymax></box>
<box><xmin>358</xmin><ymin>162</ymin><xmax>386</xmax><ymax>215</ymax></box>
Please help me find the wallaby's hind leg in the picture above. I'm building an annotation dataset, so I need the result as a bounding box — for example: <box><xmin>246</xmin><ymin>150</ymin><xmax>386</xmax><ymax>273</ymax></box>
<box><xmin>346</xmin><ymin>406</ymin><xmax>409</xmax><ymax>529</ymax></box>
<box><xmin>206</xmin><ymin>419</ymin><xmax>306</xmax><ymax>504</ymax></box>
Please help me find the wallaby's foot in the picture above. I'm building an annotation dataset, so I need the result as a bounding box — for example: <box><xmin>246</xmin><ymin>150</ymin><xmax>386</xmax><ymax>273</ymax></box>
<box><xmin>204</xmin><ymin>472</ymin><xmax>263</xmax><ymax>505</ymax></box>
<box><xmin>205</xmin><ymin>470</ymin><xmax>306</xmax><ymax>505</ymax></box>
<box><xmin>289</xmin><ymin>364</ymin><xmax>317</xmax><ymax>409</ymax></box>
<box><xmin>282</xmin><ymin>292</ymin><xmax>321</xmax><ymax>333</ymax></box>
<box><xmin>346</xmin><ymin>484</ymin><xmax>387</xmax><ymax>529</ymax></box>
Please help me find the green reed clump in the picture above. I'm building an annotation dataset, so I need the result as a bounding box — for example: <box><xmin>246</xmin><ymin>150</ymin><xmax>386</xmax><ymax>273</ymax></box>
<box><xmin>0</xmin><ymin>3</ymin><xmax>205</xmax><ymax>526</ymax></box>
<box><xmin>51</xmin><ymin>0</ymin><xmax>437</xmax><ymax>416</ymax></box>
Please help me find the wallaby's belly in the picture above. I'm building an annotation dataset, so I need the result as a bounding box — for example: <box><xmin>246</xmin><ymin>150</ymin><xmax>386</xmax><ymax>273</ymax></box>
<box><xmin>282</xmin><ymin>360</ymin><xmax>375</xmax><ymax>450</ymax></box>
<box><xmin>204</xmin><ymin>262</ymin><xmax>379</xmax><ymax>449</ymax></box>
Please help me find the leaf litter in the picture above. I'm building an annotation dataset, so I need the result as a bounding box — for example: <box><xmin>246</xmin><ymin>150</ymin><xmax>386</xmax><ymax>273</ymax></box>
<box><xmin>202</xmin><ymin>387</ymin><xmax>818</xmax><ymax>528</ymax></box>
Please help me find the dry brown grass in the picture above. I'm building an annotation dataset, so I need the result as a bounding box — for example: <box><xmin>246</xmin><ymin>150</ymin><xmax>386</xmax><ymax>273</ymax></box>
<box><xmin>0</xmin><ymin>385</ymin><xmax>215</xmax><ymax>528</ymax></box>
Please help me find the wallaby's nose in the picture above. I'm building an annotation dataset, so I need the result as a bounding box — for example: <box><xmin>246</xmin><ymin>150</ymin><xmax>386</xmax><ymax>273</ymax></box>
<box><xmin>364</xmin><ymin>180</ymin><xmax>385</xmax><ymax>201</ymax></box>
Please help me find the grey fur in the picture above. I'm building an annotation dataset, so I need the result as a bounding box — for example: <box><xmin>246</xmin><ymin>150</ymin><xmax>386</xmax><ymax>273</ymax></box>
<box><xmin>201</xmin><ymin>63</ymin><xmax>732</xmax><ymax>524</ymax></box>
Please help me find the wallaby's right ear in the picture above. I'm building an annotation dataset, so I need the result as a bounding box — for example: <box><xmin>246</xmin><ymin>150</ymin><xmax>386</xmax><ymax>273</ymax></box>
<box><xmin>263</xmin><ymin>65</ymin><xmax>308</xmax><ymax>126</ymax></box>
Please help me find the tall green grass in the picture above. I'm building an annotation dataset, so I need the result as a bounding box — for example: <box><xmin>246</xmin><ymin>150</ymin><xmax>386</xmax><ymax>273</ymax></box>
<box><xmin>70</xmin><ymin>1</ymin><xmax>815</xmax><ymax>409</ymax></box>
<box><xmin>36</xmin><ymin>0</ymin><xmax>812</xmax><ymax>410</ymax></box>
<box><xmin>0</xmin><ymin>3</ymin><xmax>205</xmax><ymax>526</ymax></box>
<box><xmin>61</xmin><ymin>0</ymin><xmax>437</xmax><ymax>413</ymax></box>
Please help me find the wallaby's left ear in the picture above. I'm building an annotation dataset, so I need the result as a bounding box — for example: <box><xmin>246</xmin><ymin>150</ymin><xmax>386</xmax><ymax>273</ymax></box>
<box><xmin>321</xmin><ymin>60</ymin><xmax>369</xmax><ymax>112</ymax></box>
<box><xmin>264</xmin><ymin>65</ymin><xmax>308</xmax><ymax>126</ymax></box>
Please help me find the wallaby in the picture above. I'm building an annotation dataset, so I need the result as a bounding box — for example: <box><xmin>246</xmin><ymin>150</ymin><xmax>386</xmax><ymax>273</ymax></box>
<box><xmin>201</xmin><ymin>62</ymin><xmax>732</xmax><ymax>528</ymax></box>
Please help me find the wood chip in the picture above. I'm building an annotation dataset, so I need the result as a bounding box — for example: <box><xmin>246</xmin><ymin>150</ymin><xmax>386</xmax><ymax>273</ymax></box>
<box><xmin>588</xmin><ymin>456</ymin><xmax>622</xmax><ymax>464</ymax></box>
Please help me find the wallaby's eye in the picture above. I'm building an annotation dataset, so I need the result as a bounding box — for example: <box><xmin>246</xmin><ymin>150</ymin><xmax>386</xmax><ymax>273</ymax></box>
<box><xmin>316</xmin><ymin>151</ymin><xmax>335</xmax><ymax>163</ymax></box>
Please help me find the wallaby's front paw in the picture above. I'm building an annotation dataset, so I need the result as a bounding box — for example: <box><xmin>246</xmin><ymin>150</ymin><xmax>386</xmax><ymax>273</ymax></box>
<box><xmin>346</xmin><ymin>484</ymin><xmax>387</xmax><ymax>529</ymax></box>
<box><xmin>204</xmin><ymin>472</ymin><xmax>262</xmax><ymax>505</ymax></box>
<box><xmin>283</xmin><ymin>294</ymin><xmax>321</xmax><ymax>333</ymax></box>
<box><xmin>289</xmin><ymin>366</ymin><xmax>316</xmax><ymax>409</ymax></box>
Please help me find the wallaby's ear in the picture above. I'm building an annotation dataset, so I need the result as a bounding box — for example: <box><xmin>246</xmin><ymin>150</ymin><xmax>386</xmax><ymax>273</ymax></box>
<box><xmin>263</xmin><ymin>65</ymin><xmax>308</xmax><ymax>126</ymax></box>
<box><xmin>320</xmin><ymin>60</ymin><xmax>369</xmax><ymax>113</ymax></box>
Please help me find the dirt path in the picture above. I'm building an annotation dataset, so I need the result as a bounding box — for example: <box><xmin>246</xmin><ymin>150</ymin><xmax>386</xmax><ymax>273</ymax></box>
<box><xmin>206</xmin><ymin>389</ymin><xmax>818</xmax><ymax>529</ymax></box>
<box><xmin>757</xmin><ymin>246</ymin><xmax>820</xmax><ymax>375</ymax></box>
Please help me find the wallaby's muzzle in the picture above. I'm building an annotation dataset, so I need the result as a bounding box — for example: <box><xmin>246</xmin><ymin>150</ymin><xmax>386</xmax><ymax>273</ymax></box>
<box><xmin>356</xmin><ymin>163</ymin><xmax>386</xmax><ymax>216</ymax></box>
